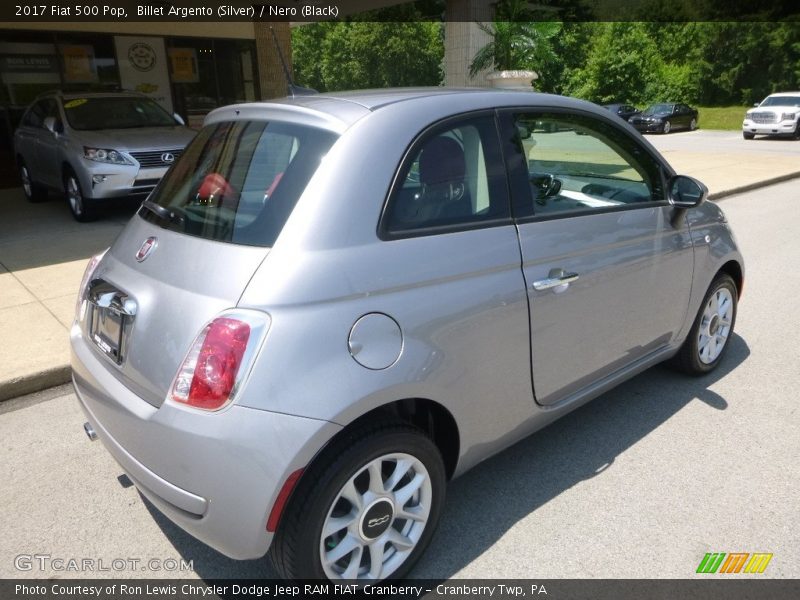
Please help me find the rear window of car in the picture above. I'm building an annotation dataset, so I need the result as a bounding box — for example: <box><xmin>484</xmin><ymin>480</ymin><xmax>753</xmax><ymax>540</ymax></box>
<box><xmin>63</xmin><ymin>96</ymin><xmax>176</xmax><ymax>130</ymax></box>
<box><xmin>140</xmin><ymin>119</ymin><xmax>337</xmax><ymax>247</ymax></box>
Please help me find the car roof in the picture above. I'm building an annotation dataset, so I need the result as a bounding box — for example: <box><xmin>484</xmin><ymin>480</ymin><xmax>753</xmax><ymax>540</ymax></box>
<box><xmin>206</xmin><ymin>87</ymin><xmax>610</xmax><ymax>134</ymax></box>
<box><xmin>765</xmin><ymin>92</ymin><xmax>800</xmax><ymax>96</ymax></box>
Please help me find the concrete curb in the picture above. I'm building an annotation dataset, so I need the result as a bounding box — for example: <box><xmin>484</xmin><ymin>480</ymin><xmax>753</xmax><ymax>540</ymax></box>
<box><xmin>2</xmin><ymin>171</ymin><xmax>800</xmax><ymax>405</ymax></box>
<box><xmin>0</xmin><ymin>365</ymin><xmax>72</xmax><ymax>403</ymax></box>
<box><xmin>709</xmin><ymin>170</ymin><xmax>800</xmax><ymax>201</ymax></box>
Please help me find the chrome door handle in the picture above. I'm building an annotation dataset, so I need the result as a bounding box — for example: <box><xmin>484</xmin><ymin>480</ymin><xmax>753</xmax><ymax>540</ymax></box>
<box><xmin>532</xmin><ymin>271</ymin><xmax>579</xmax><ymax>291</ymax></box>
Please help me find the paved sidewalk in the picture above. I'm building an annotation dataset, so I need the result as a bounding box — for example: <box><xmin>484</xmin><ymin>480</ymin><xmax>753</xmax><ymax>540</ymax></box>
<box><xmin>0</xmin><ymin>193</ymin><xmax>132</xmax><ymax>400</ymax></box>
<box><xmin>1</xmin><ymin>129</ymin><xmax>799</xmax><ymax>401</ymax></box>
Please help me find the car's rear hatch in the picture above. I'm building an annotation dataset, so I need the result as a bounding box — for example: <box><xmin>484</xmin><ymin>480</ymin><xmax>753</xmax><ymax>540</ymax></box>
<box><xmin>84</xmin><ymin>222</ymin><xmax>268</xmax><ymax>407</ymax></box>
<box><xmin>77</xmin><ymin>117</ymin><xmax>339</xmax><ymax>407</ymax></box>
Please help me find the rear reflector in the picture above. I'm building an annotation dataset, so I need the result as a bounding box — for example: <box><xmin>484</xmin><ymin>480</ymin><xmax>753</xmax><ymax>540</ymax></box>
<box><xmin>75</xmin><ymin>248</ymin><xmax>108</xmax><ymax>320</ymax></box>
<box><xmin>170</xmin><ymin>312</ymin><xmax>268</xmax><ymax>411</ymax></box>
<box><xmin>267</xmin><ymin>469</ymin><xmax>304</xmax><ymax>532</ymax></box>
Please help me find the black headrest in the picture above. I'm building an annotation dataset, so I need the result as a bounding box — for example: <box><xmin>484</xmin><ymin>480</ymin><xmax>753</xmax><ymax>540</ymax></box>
<box><xmin>419</xmin><ymin>136</ymin><xmax>465</xmax><ymax>186</ymax></box>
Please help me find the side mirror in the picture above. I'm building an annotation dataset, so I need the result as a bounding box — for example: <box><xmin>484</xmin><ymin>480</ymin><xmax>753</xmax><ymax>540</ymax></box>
<box><xmin>668</xmin><ymin>175</ymin><xmax>708</xmax><ymax>209</ymax></box>
<box><xmin>173</xmin><ymin>113</ymin><xmax>185</xmax><ymax>126</ymax></box>
<box><xmin>43</xmin><ymin>116</ymin><xmax>62</xmax><ymax>135</ymax></box>
<box><xmin>753</xmin><ymin>102</ymin><xmax>759</xmax><ymax>107</ymax></box>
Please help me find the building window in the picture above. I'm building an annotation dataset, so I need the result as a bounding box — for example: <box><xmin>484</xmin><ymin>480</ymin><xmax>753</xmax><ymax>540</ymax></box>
<box><xmin>167</xmin><ymin>38</ymin><xmax>259</xmax><ymax>129</ymax></box>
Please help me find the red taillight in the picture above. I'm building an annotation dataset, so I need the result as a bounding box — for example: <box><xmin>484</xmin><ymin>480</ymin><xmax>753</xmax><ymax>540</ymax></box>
<box><xmin>171</xmin><ymin>317</ymin><xmax>251</xmax><ymax>411</ymax></box>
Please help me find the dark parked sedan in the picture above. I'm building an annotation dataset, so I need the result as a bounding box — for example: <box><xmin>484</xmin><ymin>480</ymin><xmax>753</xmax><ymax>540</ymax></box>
<box><xmin>629</xmin><ymin>103</ymin><xmax>698</xmax><ymax>134</ymax></box>
<box><xmin>603</xmin><ymin>103</ymin><xmax>641</xmax><ymax>121</ymax></box>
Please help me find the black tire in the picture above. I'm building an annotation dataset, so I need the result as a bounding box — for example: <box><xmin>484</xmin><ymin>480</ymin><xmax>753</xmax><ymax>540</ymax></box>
<box><xmin>18</xmin><ymin>159</ymin><xmax>47</xmax><ymax>202</ymax></box>
<box><xmin>662</xmin><ymin>120</ymin><xmax>672</xmax><ymax>134</ymax></box>
<box><xmin>689</xmin><ymin>117</ymin><xmax>698</xmax><ymax>131</ymax></box>
<box><xmin>270</xmin><ymin>422</ymin><xmax>446</xmax><ymax>581</ymax></box>
<box><xmin>742</xmin><ymin>132</ymin><xmax>755</xmax><ymax>140</ymax></box>
<box><xmin>672</xmin><ymin>274</ymin><xmax>738</xmax><ymax>376</ymax></box>
<box><xmin>64</xmin><ymin>169</ymin><xmax>96</xmax><ymax>222</ymax></box>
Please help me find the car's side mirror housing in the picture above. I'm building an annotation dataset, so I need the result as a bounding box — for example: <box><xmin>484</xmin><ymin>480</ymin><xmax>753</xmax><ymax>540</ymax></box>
<box><xmin>173</xmin><ymin>113</ymin><xmax>186</xmax><ymax>126</ymax></box>
<box><xmin>753</xmin><ymin>102</ymin><xmax>759</xmax><ymax>107</ymax></box>
<box><xmin>43</xmin><ymin>116</ymin><xmax>63</xmax><ymax>135</ymax></box>
<box><xmin>668</xmin><ymin>174</ymin><xmax>708</xmax><ymax>209</ymax></box>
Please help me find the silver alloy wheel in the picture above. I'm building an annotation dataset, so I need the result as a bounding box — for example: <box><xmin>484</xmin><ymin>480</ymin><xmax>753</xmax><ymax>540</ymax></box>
<box><xmin>20</xmin><ymin>165</ymin><xmax>32</xmax><ymax>198</ymax></box>
<box><xmin>663</xmin><ymin>120</ymin><xmax>671</xmax><ymax>134</ymax></box>
<box><xmin>319</xmin><ymin>452</ymin><xmax>432</xmax><ymax>580</ymax></box>
<box><xmin>66</xmin><ymin>175</ymin><xmax>83</xmax><ymax>216</ymax></box>
<box><xmin>690</xmin><ymin>118</ymin><xmax>697</xmax><ymax>130</ymax></box>
<box><xmin>697</xmin><ymin>287</ymin><xmax>734</xmax><ymax>364</ymax></box>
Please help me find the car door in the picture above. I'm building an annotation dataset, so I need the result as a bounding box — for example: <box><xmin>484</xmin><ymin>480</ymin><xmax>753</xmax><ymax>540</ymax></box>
<box><xmin>676</xmin><ymin>104</ymin><xmax>690</xmax><ymax>128</ymax></box>
<box><xmin>377</xmin><ymin>112</ymin><xmax>535</xmax><ymax>447</ymax></box>
<box><xmin>15</xmin><ymin>100</ymin><xmax>47</xmax><ymax>179</ymax></box>
<box><xmin>499</xmin><ymin>109</ymin><xmax>694</xmax><ymax>406</ymax></box>
<box><xmin>34</xmin><ymin>98</ymin><xmax>62</xmax><ymax>188</ymax></box>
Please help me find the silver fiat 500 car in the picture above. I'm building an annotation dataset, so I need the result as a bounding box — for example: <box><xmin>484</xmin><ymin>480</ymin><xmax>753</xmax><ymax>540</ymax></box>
<box><xmin>71</xmin><ymin>89</ymin><xmax>743</xmax><ymax>581</ymax></box>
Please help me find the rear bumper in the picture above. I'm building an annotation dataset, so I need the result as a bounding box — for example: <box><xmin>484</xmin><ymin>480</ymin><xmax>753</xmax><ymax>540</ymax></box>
<box><xmin>70</xmin><ymin>324</ymin><xmax>341</xmax><ymax>560</ymax></box>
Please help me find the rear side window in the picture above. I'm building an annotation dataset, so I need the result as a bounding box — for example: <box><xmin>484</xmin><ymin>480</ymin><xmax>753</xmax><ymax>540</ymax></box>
<box><xmin>141</xmin><ymin>120</ymin><xmax>337</xmax><ymax>247</ymax></box>
<box><xmin>382</xmin><ymin>114</ymin><xmax>510</xmax><ymax>237</ymax></box>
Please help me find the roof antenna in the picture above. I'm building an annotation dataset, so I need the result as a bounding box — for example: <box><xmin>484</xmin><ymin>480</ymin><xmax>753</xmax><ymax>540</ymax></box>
<box><xmin>269</xmin><ymin>26</ymin><xmax>317</xmax><ymax>97</ymax></box>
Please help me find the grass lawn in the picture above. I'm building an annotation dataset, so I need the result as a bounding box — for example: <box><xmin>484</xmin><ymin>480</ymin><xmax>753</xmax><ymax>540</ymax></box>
<box><xmin>697</xmin><ymin>106</ymin><xmax>749</xmax><ymax>130</ymax></box>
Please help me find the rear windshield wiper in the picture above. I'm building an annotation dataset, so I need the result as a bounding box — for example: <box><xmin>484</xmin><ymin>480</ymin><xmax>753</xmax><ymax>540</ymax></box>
<box><xmin>140</xmin><ymin>200</ymin><xmax>184</xmax><ymax>225</ymax></box>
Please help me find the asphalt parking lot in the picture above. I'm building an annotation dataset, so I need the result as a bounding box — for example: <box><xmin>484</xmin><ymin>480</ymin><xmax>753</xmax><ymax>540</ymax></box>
<box><xmin>0</xmin><ymin>177</ymin><xmax>798</xmax><ymax>581</ymax></box>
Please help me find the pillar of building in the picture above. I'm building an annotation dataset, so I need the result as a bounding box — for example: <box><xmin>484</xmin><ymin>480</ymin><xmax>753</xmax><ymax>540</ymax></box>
<box><xmin>443</xmin><ymin>0</ymin><xmax>494</xmax><ymax>87</ymax></box>
<box><xmin>254</xmin><ymin>22</ymin><xmax>293</xmax><ymax>100</ymax></box>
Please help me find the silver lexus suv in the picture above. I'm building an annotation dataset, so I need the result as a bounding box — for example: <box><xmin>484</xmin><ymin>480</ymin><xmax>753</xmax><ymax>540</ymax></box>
<box><xmin>72</xmin><ymin>89</ymin><xmax>744</xmax><ymax>581</ymax></box>
<box><xmin>14</xmin><ymin>91</ymin><xmax>195</xmax><ymax>221</ymax></box>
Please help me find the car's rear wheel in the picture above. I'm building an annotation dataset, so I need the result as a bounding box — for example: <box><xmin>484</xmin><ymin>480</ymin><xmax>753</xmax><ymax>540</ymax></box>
<box><xmin>689</xmin><ymin>118</ymin><xmax>698</xmax><ymax>131</ymax></box>
<box><xmin>673</xmin><ymin>274</ymin><xmax>738</xmax><ymax>375</ymax></box>
<box><xmin>64</xmin><ymin>170</ymin><xmax>96</xmax><ymax>222</ymax></box>
<box><xmin>743</xmin><ymin>132</ymin><xmax>755</xmax><ymax>140</ymax></box>
<box><xmin>662</xmin><ymin>120</ymin><xmax>672</xmax><ymax>134</ymax></box>
<box><xmin>19</xmin><ymin>160</ymin><xmax>46</xmax><ymax>202</ymax></box>
<box><xmin>270</xmin><ymin>423</ymin><xmax>445</xmax><ymax>581</ymax></box>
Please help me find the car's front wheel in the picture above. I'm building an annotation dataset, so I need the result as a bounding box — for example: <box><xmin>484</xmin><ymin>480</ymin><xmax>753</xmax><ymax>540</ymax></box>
<box><xmin>743</xmin><ymin>131</ymin><xmax>755</xmax><ymax>140</ymax></box>
<box><xmin>270</xmin><ymin>423</ymin><xmax>446</xmax><ymax>581</ymax></box>
<box><xmin>64</xmin><ymin>170</ymin><xmax>96</xmax><ymax>222</ymax></box>
<box><xmin>689</xmin><ymin>118</ymin><xmax>698</xmax><ymax>131</ymax></box>
<box><xmin>673</xmin><ymin>273</ymin><xmax>738</xmax><ymax>375</ymax></box>
<box><xmin>662</xmin><ymin>120</ymin><xmax>672</xmax><ymax>134</ymax></box>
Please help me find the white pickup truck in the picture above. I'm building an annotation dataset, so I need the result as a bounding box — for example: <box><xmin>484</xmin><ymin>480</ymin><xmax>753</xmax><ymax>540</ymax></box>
<box><xmin>742</xmin><ymin>92</ymin><xmax>800</xmax><ymax>139</ymax></box>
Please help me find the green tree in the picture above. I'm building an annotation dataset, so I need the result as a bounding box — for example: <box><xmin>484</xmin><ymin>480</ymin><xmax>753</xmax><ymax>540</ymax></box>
<box><xmin>318</xmin><ymin>21</ymin><xmax>442</xmax><ymax>91</ymax></box>
<box><xmin>469</xmin><ymin>0</ymin><xmax>561</xmax><ymax>78</ymax></box>
<box><xmin>291</xmin><ymin>2</ymin><xmax>444</xmax><ymax>92</ymax></box>
<box><xmin>564</xmin><ymin>23</ymin><xmax>665</xmax><ymax>105</ymax></box>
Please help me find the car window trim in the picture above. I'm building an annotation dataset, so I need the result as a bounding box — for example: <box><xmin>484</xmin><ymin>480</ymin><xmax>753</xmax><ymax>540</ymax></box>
<box><xmin>496</xmin><ymin>106</ymin><xmax>673</xmax><ymax>224</ymax></box>
<box><xmin>377</xmin><ymin>109</ymin><xmax>513</xmax><ymax>242</ymax></box>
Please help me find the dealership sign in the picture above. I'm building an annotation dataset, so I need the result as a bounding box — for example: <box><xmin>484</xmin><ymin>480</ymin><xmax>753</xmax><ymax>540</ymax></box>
<box><xmin>113</xmin><ymin>35</ymin><xmax>173</xmax><ymax>113</ymax></box>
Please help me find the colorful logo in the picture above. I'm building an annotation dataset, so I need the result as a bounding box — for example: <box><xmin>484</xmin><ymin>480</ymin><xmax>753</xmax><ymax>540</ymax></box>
<box><xmin>696</xmin><ymin>552</ymin><xmax>773</xmax><ymax>574</ymax></box>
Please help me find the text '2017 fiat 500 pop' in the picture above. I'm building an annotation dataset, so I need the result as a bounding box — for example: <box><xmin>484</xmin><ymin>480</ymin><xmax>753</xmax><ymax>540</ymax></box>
<box><xmin>71</xmin><ymin>89</ymin><xmax>744</xmax><ymax>581</ymax></box>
